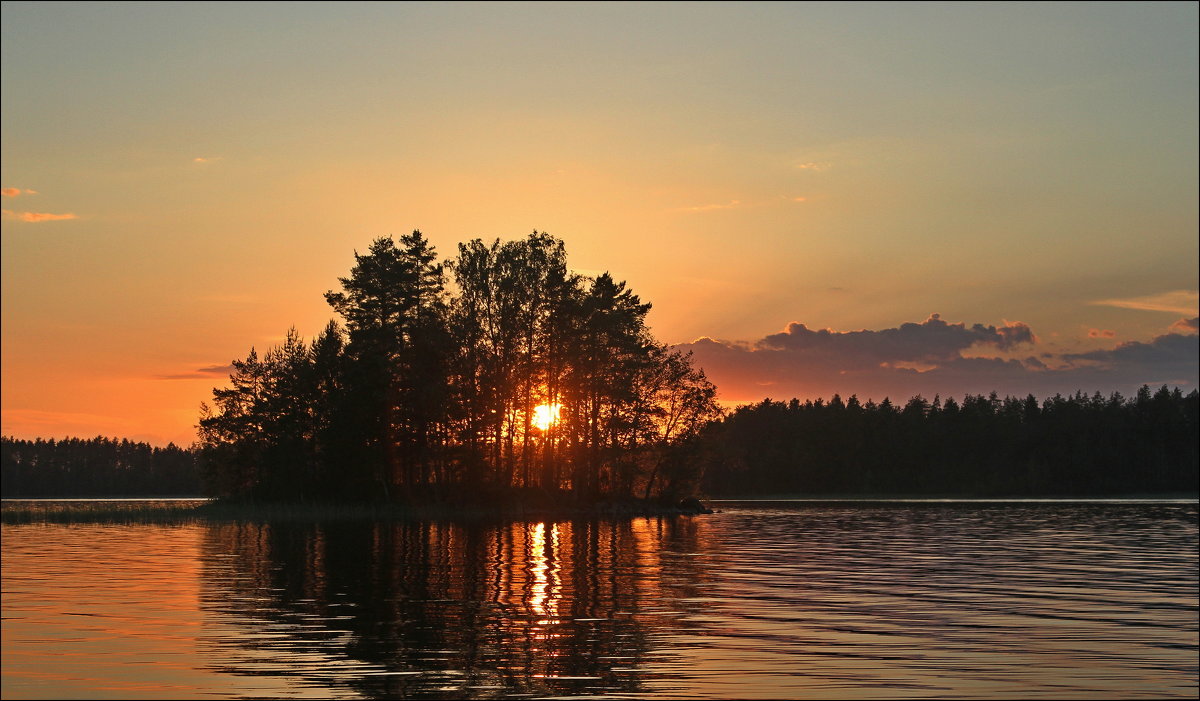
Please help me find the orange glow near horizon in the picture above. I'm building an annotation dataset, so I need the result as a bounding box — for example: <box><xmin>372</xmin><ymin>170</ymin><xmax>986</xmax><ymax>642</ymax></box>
<box><xmin>1</xmin><ymin>4</ymin><xmax>1195</xmax><ymax>446</ymax></box>
<box><xmin>532</xmin><ymin>403</ymin><xmax>561</xmax><ymax>432</ymax></box>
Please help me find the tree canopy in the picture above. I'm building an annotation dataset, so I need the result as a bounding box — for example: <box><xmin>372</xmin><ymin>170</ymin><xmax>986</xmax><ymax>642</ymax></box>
<box><xmin>195</xmin><ymin>230</ymin><xmax>1197</xmax><ymax>505</ymax></box>
<box><xmin>198</xmin><ymin>231</ymin><xmax>720</xmax><ymax>505</ymax></box>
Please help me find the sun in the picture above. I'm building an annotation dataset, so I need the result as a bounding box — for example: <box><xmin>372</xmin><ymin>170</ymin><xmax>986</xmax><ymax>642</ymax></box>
<box><xmin>532</xmin><ymin>403</ymin><xmax>561</xmax><ymax>431</ymax></box>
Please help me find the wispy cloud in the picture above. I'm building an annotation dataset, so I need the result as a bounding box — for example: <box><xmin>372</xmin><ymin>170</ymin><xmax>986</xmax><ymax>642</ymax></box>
<box><xmin>1092</xmin><ymin>290</ymin><xmax>1199</xmax><ymax>315</ymax></box>
<box><xmin>1088</xmin><ymin>329</ymin><xmax>1116</xmax><ymax>339</ymax></box>
<box><xmin>795</xmin><ymin>161</ymin><xmax>832</xmax><ymax>171</ymax></box>
<box><xmin>3</xmin><ymin>209</ymin><xmax>78</xmax><ymax>223</ymax></box>
<box><xmin>675</xmin><ymin>199</ymin><xmax>743</xmax><ymax>213</ymax></box>
<box><xmin>1</xmin><ymin>187</ymin><xmax>38</xmax><ymax>198</ymax></box>
<box><xmin>1169</xmin><ymin>317</ymin><xmax>1199</xmax><ymax>335</ymax></box>
<box><xmin>193</xmin><ymin>156</ymin><xmax>222</xmax><ymax>164</ymax></box>
<box><xmin>157</xmin><ymin>363</ymin><xmax>235</xmax><ymax>381</ymax></box>
<box><xmin>674</xmin><ymin>194</ymin><xmax>809</xmax><ymax>213</ymax></box>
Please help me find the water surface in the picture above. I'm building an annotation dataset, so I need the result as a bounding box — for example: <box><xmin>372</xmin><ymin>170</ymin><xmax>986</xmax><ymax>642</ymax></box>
<box><xmin>3</xmin><ymin>501</ymin><xmax>1197</xmax><ymax>698</ymax></box>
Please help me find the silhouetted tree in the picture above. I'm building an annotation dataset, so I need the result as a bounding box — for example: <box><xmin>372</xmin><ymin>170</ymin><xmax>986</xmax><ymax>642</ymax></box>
<box><xmin>323</xmin><ymin>231</ymin><xmax>451</xmax><ymax>499</ymax></box>
<box><xmin>197</xmin><ymin>230</ymin><xmax>719</xmax><ymax>506</ymax></box>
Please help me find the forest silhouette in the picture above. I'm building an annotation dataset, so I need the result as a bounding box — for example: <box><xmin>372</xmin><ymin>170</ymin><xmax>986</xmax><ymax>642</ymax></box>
<box><xmin>2</xmin><ymin>233</ymin><xmax>1196</xmax><ymax>503</ymax></box>
<box><xmin>195</xmin><ymin>231</ymin><xmax>721</xmax><ymax>507</ymax></box>
<box><xmin>702</xmin><ymin>386</ymin><xmax>1198</xmax><ymax>496</ymax></box>
<box><xmin>1</xmin><ymin>436</ymin><xmax>199</xmax><ymax>497</ymax></box>
<box><xmin>4</xmin><ymin>385</ymin><xmax>1195</xmax><ymax>500</ymax></box>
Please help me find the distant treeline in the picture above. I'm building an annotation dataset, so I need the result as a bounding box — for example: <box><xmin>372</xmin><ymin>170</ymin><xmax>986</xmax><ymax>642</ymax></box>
<box><xmin>4</xmin><ymin>386</ymin><xmax>1197</xmax><ymax>500</ymax></box>
<box><xmin>1</xmin><ymin>436</ymin><xmax>202</xmax><ymax>497</ymax></box>
<box><xmin>700</xmin><ymin>385</ymin><xmax>1199</xmax><ymax>496</ymax></box>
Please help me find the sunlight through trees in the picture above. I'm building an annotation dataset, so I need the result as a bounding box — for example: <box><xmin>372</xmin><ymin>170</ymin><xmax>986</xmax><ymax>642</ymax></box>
<box><xmin>197</xmin><ymin>231</ymin><xmax>720</xmax><ymax>505</ymax></box>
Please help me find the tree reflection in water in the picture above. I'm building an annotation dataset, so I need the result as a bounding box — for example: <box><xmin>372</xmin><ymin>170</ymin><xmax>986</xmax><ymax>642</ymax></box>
<box><xmin>198</xmin><ymin>517</ymin><xmax>707</xmax><ymax>698</ymax></box>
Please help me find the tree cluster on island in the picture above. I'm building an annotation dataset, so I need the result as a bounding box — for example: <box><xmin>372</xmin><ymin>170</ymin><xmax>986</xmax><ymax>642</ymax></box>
<box><xmin>4</xmin><ymin>232</ymin><xmax>1195</xmax><ymax>504</ymax></box>
<box><xmin>196</xmin><ymin>231</ymin><xmax>721</xmax><ymax>508</ymax></box>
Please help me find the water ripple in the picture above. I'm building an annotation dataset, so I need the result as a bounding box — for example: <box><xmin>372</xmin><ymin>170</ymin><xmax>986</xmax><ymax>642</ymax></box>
<box><xmin>2</xmin><ymin>502</ymin><xmax>1196</xmax><ymax>699</ymax></box>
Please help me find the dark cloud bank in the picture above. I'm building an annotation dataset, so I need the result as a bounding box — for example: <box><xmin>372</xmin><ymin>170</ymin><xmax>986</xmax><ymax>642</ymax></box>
<box><xmin>678</xmin><ymin>314</ymin><xmax>1199</xmax><ymax>404</ymax></box>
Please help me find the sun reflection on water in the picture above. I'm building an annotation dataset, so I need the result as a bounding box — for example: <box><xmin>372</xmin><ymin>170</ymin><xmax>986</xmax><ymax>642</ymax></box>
<box><xmin>3</xmin><ymin>503</ymin><xmax>1195</xmax><ymax>699</ymax></box>
<box><xmin>527</xmin><ymin>522</ymin><xmax>561</xmax><ymax>625</ymax></box>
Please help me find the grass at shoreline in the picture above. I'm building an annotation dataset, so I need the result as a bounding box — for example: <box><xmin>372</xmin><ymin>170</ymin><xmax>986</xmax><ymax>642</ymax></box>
<box><xmin>0</xmin><ymin>499</ymin><xmax>207</xmax><ymax>524</ymax></box>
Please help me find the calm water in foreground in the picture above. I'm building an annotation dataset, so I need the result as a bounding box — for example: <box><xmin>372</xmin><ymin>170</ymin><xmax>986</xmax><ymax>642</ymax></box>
<box><xmin>2</xmin><ymin>500</ymin><xmax>1196</xmax><ymax>699</ymax></box>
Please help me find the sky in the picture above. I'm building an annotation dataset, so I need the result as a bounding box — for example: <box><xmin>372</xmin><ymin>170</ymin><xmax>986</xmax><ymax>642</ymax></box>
<box><xmin>2</xmin><ymin>2</ymin><xmax>1197</xmax><ymax>446</ymax></box>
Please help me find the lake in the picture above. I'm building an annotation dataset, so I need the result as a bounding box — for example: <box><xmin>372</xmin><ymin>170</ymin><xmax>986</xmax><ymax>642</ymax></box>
<box><xmin>2</xmin><ymin>500</ymin><xmax>1196</xmax><ymax>699</ymax></box>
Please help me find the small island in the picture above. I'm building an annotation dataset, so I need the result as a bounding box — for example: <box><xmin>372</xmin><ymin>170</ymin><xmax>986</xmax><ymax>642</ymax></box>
<box><xmin>195</xmin><ymin>230</ymin><xmax>722</xmax><ymax>517</ymax></box>
<box><xmin>2</xmin><ymin>232</ymin><xmax>1195</xmax><ymax>522</ymax></box>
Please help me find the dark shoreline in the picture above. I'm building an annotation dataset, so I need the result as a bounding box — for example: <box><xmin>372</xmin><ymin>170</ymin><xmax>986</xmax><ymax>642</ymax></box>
<box><xmin>0</xmin><ymin>495</ymin><xmax>714</xmax><ymax>525</ymax></box>
<box><xmin>5</xmin><ymin>493</ymin><xmax>1197</xmax><ymax>525</ymax></box>
<box><xmin>708</xmin><ymin>492</ymin><xmax>1200</xmax><ymax>501</ymax></box>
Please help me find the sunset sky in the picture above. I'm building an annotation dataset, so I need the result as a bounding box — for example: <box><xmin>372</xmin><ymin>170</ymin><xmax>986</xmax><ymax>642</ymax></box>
<box><xmin>2</xmin><ymin>2</ymin><xmax>1197</xmax><ymax>446</ymax></box>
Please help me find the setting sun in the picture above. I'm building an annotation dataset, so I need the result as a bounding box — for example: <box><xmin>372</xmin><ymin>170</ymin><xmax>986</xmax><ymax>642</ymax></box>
<box><xmin>1</xmin><ymin>5</ymin><xmax>1196</xmax><ymax>700</ymax></box>
<box><xmin>532</xmin><ymin>403</ymin><xmax>561</xmax><ymax>431</ymax></box>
